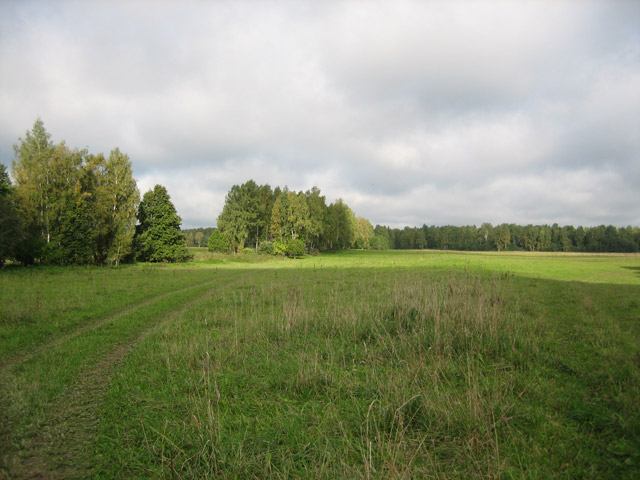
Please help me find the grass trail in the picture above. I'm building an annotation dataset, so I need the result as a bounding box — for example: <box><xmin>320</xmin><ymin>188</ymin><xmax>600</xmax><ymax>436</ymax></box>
<box><xmin>0</xmin><ymin>269</ymin><xmax>250</xmax><ymax>479</ymax></box>
<box><xmin>0</xmin><ymin>274</ymin><xmax>231</xmax><ymax>373</ymax></box>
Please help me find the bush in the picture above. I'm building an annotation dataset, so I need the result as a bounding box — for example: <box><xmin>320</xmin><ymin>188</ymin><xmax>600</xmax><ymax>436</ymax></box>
<box><xmin>273</xmin><ymin>240</ymin><xmax>287</xmax><ymax>256</ymax></box>
<box><xmin>258</xmin><ymin>240</ymin><xmax>275</xmax><ymax>255</ymax></box>
<box><xmin>285</xmin><ymin>238</ymin><xmax>306</xmax><ymax>258</ymax></box>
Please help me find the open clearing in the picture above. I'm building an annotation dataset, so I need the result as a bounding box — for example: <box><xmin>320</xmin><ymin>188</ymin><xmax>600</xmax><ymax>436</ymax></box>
<box><xmin>1</xmin><ymin>250</ymin><xmax>639</xmax><ymax>478</ymax></box>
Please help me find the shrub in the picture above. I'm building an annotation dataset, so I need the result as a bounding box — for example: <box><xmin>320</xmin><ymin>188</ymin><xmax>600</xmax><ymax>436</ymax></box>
<box><xmin>258</xmin><ymin>240</ymin><xmax>275</xmax><ymax>255</ymax></box>
<box><xmin>285</xmin><ymin>238</ymin><xmax>306</xmax><ymax>258</ymax></box>
<box><xmin>273</xmin><ymin>240</ymin><xmax>287</xmax><ymax>256</ymax></box>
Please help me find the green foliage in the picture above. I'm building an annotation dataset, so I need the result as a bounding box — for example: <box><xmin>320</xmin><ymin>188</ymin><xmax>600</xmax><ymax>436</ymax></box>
<box><xmin>44</xmin><ymin>191</ymin><xmax>96</xmax><ymax>265</ymax></box>
<box><xmin>378</xmin><ymin>222</ymin><xmax>640</xmax><ymax>253</ymax></box>
<box><xmin>273</xmin><ymin>239</ymin><xmax>287</xmax><ymax>256</ymax></box>
<box><xmin>305</xmin><ymin>186</ymin><xmax>327</xmax><ymax>249</ymax></box>
<box><xmin>284</xmin><ymin>237</ymin><xmax>306</xmax><ymax>257</ymax></box>
<box><xmin>370</xmin><ymin>234</ymin><xmax>389</xmax><ymax>250</ymax></box>
<box><xmin>0</xmin><ymin>165</ymin><xmax>22</xmax><ymax>266</ymax></box>
<box><xmin>184</xmin><ymin>227</ymin><xmax>216</xmax><ymax>247</ymax></box>
<box><xmin>10</xmin><ymin>120</ymin><xmax>142</xmax><ymax>265</ymax></box>
<box><xmin>258</xmin><ymin>240</ymin><xmax>275</xmax><ymax>255</ymax></box>
<box><xmin>354</xmin><ymin>216</ymin><xmax>374</xmax><ymax>249</ymax></box>
<box><xmin>103</xmin><ymin>149</ymin><xmax>139</xmax><ymax>265</ymax></box>
<box><xmin>135</xmin><ymin>185</ymin><xmax>191</xmax><ymax>262</ymax></box>
<box><xmin>219</xmin><ymin>181</ymin><xmax>366</xmax><ymax>253</ymax></box>
<box><xmin>217</xmin><ymin>182</ymin><xmax>257</xmax><ymax>254</ymax></box>
<box><xmin>326</xmin><ymin>199</ymin><xmax>356</xmax><ymax>249</ymax></box>
<box><xmin>207</xmin><ymin>229</ymin><xmax>229</xmax><ymax>253</ymax></box>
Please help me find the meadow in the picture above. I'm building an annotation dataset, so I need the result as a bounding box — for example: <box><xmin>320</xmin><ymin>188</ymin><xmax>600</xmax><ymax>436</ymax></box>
<box><xmin>1</xmin><ymin>249</ymin><xmax>639</xmax><ymax>478</ymax></box>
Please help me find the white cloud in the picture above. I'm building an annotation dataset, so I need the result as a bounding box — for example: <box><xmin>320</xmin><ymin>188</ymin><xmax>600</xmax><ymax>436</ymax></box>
<box><xmin>1</xmin><ymin>0</ymin><xmax>638</xmax><ymax>228</ymax></box>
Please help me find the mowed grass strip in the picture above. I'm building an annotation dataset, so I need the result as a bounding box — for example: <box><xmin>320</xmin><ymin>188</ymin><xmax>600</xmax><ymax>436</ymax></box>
<box><xmin>92</xmin><ymin>259</ymin><xmax>640</xmax><ymax>479</ymax></box>
<box><xmin>0</xmin><ymin>269</ymin><xmax>247</xmax><ymax>478</ymax></box>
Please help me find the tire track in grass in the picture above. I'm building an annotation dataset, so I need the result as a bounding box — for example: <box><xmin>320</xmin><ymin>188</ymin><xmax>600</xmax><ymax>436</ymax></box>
<box><xmin>5</xmin><ymin>270</ymin><xmax>252</xmax><ymax>480</ymax></box>
<box><xmin>0</xmin><ymin>271</ymin><xmax>237</xmax><ymax>374</ymax></box>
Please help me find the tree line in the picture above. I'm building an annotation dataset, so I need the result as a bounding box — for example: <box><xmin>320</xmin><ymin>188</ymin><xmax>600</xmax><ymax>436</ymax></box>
<box><xmin>372</xmin><ymin>223</ymin><xmax>640</xmax><ymax>253</ymax></box>
<box><xmin>0</xmin><ymin>120</ymin><xmax>189</xmax><ymax>266</ymax></box>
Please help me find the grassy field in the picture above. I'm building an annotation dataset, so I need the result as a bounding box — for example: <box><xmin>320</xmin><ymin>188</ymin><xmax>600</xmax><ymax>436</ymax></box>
<box><xmin>1</xmin><ymin>249</ymin><xmax>639</xmax><ymax>478</ymax></box>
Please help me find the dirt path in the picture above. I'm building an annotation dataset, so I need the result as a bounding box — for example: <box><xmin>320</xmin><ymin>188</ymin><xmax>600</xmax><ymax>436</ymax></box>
<box><xmin>0</xmin><ymin>271</ymin><xmax>239</xmax><ymax>374</ymax></box>
<box><xmin>1</xmin><ymin>272</ymin><xmax>248</xmax><ymax>480</ymax></box>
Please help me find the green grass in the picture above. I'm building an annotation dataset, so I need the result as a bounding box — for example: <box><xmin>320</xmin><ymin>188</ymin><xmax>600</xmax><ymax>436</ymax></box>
<box><xmin>1</xmin><ymin>250</ymin><xmax>639</xmax><ymax>478</ymax></box>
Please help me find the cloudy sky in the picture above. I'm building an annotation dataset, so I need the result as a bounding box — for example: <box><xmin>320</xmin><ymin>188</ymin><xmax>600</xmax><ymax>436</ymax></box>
<box><xmin>1</xmin><ymin>1</ymin><xmax>638</xmax><ymax>228</ymax></box>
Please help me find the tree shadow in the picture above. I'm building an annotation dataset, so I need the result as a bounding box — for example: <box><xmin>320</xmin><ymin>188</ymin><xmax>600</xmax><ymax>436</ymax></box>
<box><xmin>622</xmin><ymin>266</ymin><xmax>640</xmax><ymax>276</ymax></box>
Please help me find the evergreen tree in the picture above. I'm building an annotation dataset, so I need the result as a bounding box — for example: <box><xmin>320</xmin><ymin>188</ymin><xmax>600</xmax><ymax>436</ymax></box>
<box><xmin>207</xmin><ymin>229</ymin><xmax>229</xmax><ymax>252</ymax></box>
<box><xmin>217</xmin><ymin>183</ymin><xmax>253</xmax><ymax>254</ymax></box>
<box><xmin>135</xmin><ymin>185</ymin><xmax>190</xmax><ymax>262</ymax></box>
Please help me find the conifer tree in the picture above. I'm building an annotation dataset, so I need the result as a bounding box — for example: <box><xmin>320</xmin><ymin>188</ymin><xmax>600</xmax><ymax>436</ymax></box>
<box><xmin>135</xmin><ymin>185</ymin><xmax>190</xmax><ymax>262</ymax></box>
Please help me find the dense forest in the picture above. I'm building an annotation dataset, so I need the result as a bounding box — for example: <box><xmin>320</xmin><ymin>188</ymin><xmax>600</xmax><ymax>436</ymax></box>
<box><xmin>0</xmin><ymin>120</ymin><xmax>189</xmax><ymax>266</ymax></box>
<box><xmin>373</xmin><ymin>223</ymin><xmax>640</xmax><ymax>253</ymax></box>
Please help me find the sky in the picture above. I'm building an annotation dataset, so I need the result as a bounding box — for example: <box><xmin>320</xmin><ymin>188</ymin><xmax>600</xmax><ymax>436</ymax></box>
<box><xmin>1</xmin><ymin>0</ymin><xmax>639</xmax><ymax>229</ymax></box>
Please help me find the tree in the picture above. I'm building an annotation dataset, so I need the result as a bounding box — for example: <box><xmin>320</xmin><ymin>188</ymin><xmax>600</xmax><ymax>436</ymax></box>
<box><xmin>414</xmin><ymin>228</ymin><xmax>427</xmax><ymax>249</ymax></box>
<box><xmin>217</xmin><ymin>183</ymin><xmax>254</xmax><ymax>254</ymax></box>
<box><xmin>370</xmin><ymin>235</ymin><xmax>389</xmax><ymax>250</ymax></box>
<box><xmin>494</xmin><ymin>224</ymin><xmax>511</xmax><ymax>251</ymax></box>
<box><xmin>249</xmin><ymin>183</ymin><xmax>274</xmax><ymax>252</ymax></box>
<box><xmin>13</xmin><ymin>122</ymin><xmax>89</xmax><ymax>264</ymax></box>
<box><xmin>305</xmin><ymin>186</ymin><xmax>327</xmax><ymax>250</ymax></box>
<box><xmin>135</xmin><ymin>185</ymin><xmax>190</xmax><ymax>262</ymax></box>
<box><xmin>52</xmin><ymin>185</ymin><xmax>96</xmax><ymax>265</ymax></box>
<box><xmin>207</xmin><ymin>229</ymin><xmax>229</xmax><ymax>252</ymax></box>
<box><xmin>286</xmin><ymin>191</ymin><xmax>310</xmax><ymax>240</ymax></box>
<box><xmin>354</xmin><ymin>217</ymin><xmax>374</xmax><ymax>249</ymax></box>
<box><xmin>0</xmin><ymin>165</ymin><xmax>22</xmax><ymax>266</ymax></box>
<box><xmin>194</xmin><ymin>231</ymin><xmax>204</xmax><ymax>247</ymax></box>
<box><xmin>103</xmin><ymin>148</ymin><xmax>139</xmax><ymax>265</ymax></box>
<box><xmin>326</xmin><ymin>199</ymin><xmax>356</xmax><ymax>249</ymax></box>
<box><xmin>12</xmin><ymin>119</ymin><xmax>56</xmax><ymax>260</ymax></box>
<box><xmin>478</xmin><ymin>223</ymin><xmax>493</xmax><ymax>250</ymax></box>
<box><xmin>269</xmin><ymin>191</ymin><xmax>287</xmax><ymax>242</ymax></box>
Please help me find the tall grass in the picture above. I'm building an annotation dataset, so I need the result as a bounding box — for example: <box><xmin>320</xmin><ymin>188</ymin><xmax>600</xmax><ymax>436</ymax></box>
<box><xmin>93</xmin><ymin>266</ymin><xmax>637</xmax><ymax>478</ymax></box>
<box><xmin>2</xmin><ymin>251</ymin><xmax>639</xmax><ymax>478</ymax></box>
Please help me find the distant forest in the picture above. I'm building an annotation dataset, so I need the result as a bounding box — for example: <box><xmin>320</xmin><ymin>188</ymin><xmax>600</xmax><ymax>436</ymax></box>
<box><xmin>187</xmin><ymin>179</ymin><xmax>640</xmax><ymax>254</ymax></box>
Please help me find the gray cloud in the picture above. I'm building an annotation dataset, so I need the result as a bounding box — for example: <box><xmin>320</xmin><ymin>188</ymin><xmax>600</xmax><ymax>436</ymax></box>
<box><xmin>1</xmin><ymin>1</ymin><xmax>638</xmax><ymax>229</ymax></box>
